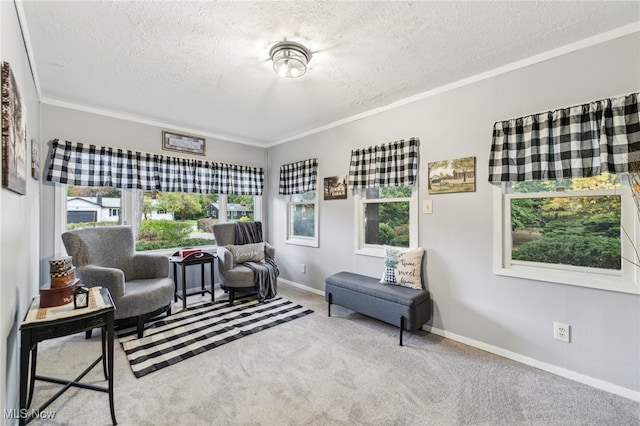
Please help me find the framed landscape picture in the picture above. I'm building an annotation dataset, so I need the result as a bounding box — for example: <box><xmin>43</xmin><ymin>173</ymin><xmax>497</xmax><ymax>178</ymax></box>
<box><xmin>1</xmin><ymin>62</ymin><xmax>27</xmax><ymax>195</ymax></box>
<box><xmin>428</xmin><ymin>156</ymin><xmax>476</xmax><ymax>194</ymax></box>
<box><xmin>162</xmin><ymin>130</ymin><xmax>205</xmax><ymax>156</ymax></box>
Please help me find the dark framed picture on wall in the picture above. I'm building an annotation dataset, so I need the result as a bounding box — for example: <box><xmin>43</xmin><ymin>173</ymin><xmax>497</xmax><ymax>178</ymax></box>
<box><xmin>324</xmin><ymin>176</ymin><xmax>347</xmax><ymax>200</ymax></box>
<box><xmin>1</xmin><ymin>62</ymin><xmax>27</xmax><ymax>195</ymax></box>
<box><xmin>162</xmin><ymin>130</ymin><xmax>206</xmax><ymax>156</ymax></box>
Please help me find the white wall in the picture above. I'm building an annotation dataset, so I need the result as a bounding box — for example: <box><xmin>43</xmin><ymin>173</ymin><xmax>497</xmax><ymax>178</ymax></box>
<box><xmin>1</xmin><ymin>1</ymin><xmax>42</xmax><ymax>417</ymax></box>
<box><xmin>266</xmin><ymin>32</ymin><xmax>640</xmax><ymax>397</ymax></box>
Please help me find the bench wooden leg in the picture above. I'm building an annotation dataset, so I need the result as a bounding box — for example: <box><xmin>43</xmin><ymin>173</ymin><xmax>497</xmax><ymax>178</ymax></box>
<box><xmin>400</xmin><ymin>316</ymin><xmax>405</xmax><ymax>346</ymax></box>
<box><xmin>327</xmin><ymin>293</ymin><xmax>332</xmax><ymax>317</ymax></box>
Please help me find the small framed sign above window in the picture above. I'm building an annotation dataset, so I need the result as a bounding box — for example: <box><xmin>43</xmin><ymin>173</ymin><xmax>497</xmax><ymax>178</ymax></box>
<box><xmin>162</xmin><ymin>131</ymin><xmax>206</xmax><ymax>156</ymax></box>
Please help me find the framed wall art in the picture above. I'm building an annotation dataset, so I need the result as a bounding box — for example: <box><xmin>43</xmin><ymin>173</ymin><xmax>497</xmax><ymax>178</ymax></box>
<box><xmin>324</xmin><ymin>176</ymin><xmax>347</xmax><ymax>200</ymax></box>
<box><xmin>428</xmin><ymin>156</ymin><xmax>476</xmax><ymax>194</ymax></box>
<box><xmin>162</xmin><ymin>130</ymin><xmax>206</xmax><ymax>156</ymax></box>
<box><xmin>31</xmin><ymin>138</ymin><xmax>39</xmax><ymax>180</ymax></box>
<box><xmin>1</xmin><ymin>62</ymin><xmax>27</xmax><ymax>195</ymax></box>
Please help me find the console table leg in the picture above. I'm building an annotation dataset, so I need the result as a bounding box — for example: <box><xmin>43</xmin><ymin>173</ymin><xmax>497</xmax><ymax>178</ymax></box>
<box><xmin>101</xmin><ymin>326</ymin><xmax>108</xmax><ymax>380</ymax></box>
<box><xmin>201</xmin><ymin>264</ymin><xmax>205</xmax><ymax>296</ymax></box>
<box><xmin>19</xmin><ymin>332</ymin><xmax>31</xmax><ymax>426</ymax></box>
<box><xmin>181</xmin><ymin>264</ymin><xmax>187</xmax><ymax>310</ymax></box>
<box><xmin>107</xmin><ymin>313</ymin><xmax>117</xmax><ymax>425</ymax></box>
<box><xmin>173</xmin><ymin>264</ymin><xmax>178</xmax><ymax>303</ymax></box>
<box><xmin>27</xmin><ymin>344</ymin><xmax>37</xmax><ymax>408</ymax></box>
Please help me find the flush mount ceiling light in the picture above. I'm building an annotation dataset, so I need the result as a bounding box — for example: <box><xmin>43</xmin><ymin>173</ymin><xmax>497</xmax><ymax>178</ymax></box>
<box><xmin>269</xmin><ymin>41</ymin><xmax>312</xmax><ymax>78</ymax></box>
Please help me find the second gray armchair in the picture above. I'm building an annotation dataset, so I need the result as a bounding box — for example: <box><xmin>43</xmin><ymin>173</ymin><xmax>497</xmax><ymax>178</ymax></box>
<box><xmin>212</xmin><ymin>222</ymin><xmax>277</xmax><ymax>305</ymax></box>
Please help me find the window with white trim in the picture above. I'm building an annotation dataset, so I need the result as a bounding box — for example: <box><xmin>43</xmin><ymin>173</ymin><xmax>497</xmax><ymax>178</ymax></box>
<box><xmin>286</xmin><ymin>190</ymin><xmax>319</xmax><ymax>247</ymax></box>
<box><xmin>354</xmin><ymin>185</ymin><xmax>418</xmax><ymax>257</ymax></box>
<box><xmin>495</xmin><ymin>175</ymin><xmax>639</xmax><ymax>294</ymax></box>
<box><xmin>488</xmin><ymin>92</ymin><xmax>640</xmax><ymax>294</ymax></box>
<box><xmin>279</xmin><ymin>158</ymin><xmax>319</xmax><ymax>247</ymax></box>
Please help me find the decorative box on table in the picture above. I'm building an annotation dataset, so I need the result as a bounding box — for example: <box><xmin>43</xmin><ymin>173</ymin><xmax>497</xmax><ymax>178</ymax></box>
<box><xmin>179</xmin><ymin>248</ymin><xmax>201</xmax><ymax>258</ymax></box>
<box><xmin>40</xmin><ymin>256</ymin><xmax>79</xmax><ymax>308</ymax></box>
<box><xmin>40</xmin><ymin>279</ymin><xmax>80</xmax><ymax>308</ymax></box>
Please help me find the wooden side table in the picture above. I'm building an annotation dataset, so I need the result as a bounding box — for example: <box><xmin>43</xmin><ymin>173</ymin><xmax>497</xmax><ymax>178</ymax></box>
<box><xmin>169</xmin><ymin>251</ymin><xmax>216</xmax><ymax>309</ymax></box>
<box><xmin>19</xmin><ymin>287</ymin><xmax>117</xmax><ymax>425</ymax></box>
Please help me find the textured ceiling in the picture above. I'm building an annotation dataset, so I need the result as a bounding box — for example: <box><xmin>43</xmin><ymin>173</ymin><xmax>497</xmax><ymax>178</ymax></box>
<box><xmin>20</xmin><ymin>1</ymin><xmax>640</xmax><ymax>146</ymax></box>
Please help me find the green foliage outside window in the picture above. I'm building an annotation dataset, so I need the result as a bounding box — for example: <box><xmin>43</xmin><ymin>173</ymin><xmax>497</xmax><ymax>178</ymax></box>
<box><xmin>511</xmin><ymin>175</ymin><xmax>621</xmax><ymax>270</ymax></box>
<box><xmin>364</xmin><ymin>186</ymin><xmax>411</xmax><ymax>248</ymax></box>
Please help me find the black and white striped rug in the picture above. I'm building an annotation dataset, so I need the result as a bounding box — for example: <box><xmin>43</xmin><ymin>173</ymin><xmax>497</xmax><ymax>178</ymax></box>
<box><xmin>118</xmin><ymin>297</ymin><xmax>313</xmax><ymax>378</ymax></box>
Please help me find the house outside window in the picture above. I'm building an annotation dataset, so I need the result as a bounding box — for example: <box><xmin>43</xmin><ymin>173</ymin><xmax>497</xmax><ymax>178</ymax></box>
<box><xmin>286</xmin><ymin>191</ymin><xmax>318</xmax><ymax>247</ymax></box>
<box><xmin>62</xmin><ymin>186</ymin><xmax>260</xmax><ymax>251</ymax></box>
<box><xmin>354</xmin><ymin>185</ymin><xmax>418</xmax><ymax>257</ymax></box>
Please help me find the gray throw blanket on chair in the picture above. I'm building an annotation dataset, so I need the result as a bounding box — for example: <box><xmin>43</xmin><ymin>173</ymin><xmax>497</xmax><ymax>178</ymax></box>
<box><xmin>235</xmin><ymin>222</ymin><xmax>279</xmax><ymax>301</ymax></box>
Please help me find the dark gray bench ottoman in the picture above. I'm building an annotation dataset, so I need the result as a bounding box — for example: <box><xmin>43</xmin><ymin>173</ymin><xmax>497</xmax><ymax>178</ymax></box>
<box><xmin>325</xmin><ymin>271</ymin><xmax>431</xmax><ymax>345</ymax></box>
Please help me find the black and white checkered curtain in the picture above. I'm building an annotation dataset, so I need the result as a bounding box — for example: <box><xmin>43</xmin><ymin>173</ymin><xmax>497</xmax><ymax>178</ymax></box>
<box><xmin>278</xmin><ymin>158</ymin><xmax>318</xmax><ymax>195</ymax></box>
<box><xmin>46</xmin><ymin>139</ymin><xmax>264</xmax><ymax>195</ymax></box>
<box><xmin>348</xmin><ymin>138</ymin><xmax>419</xmax><ymax>189</ymax></box>
<box><xmin>488</xmin><ymin>93</ymin><xmax>640</xmax><ymax>183</ymax></box>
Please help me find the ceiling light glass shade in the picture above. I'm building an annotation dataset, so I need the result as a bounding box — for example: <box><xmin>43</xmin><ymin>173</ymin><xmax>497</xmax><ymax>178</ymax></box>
<box><xmin>270</xmin><ymin>41</ymin><xmax>312</xmax><ymax>78</ymax></box>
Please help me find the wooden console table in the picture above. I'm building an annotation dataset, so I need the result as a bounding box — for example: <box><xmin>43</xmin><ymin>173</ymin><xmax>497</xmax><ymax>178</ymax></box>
<box><xmin>19</xmin><ymin>287</ymin><xmax>117</xmax><ymax>425</ymax></box>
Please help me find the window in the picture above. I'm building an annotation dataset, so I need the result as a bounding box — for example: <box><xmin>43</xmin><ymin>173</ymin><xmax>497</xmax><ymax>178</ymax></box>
<box><xmin>354</xmin><ymin>185</ymin><xmax>418</xmax><ymax>257</ymax></box>
<box><xmin>66</xmin><ymin>185</ymin><xmax>122</xmax><ymax>227</ymax></box>
<box><xmin>227</xmin><ymin>195</ymin><xmax>255</xmax><ymax>222</ymax></box>
<box><xmin>286</xmin><ymin>191</ymin><xmax>318</xmax><ymax>247</ymax></box>
<box><xmin>494</xmin><ymin>174</ymin><xmax>639</xmax><ymax>294</ymax></box>
<box><xmin>61</xmin><ymin>186</ymin><xmax>260</xmax><ymax>252</ymax></box>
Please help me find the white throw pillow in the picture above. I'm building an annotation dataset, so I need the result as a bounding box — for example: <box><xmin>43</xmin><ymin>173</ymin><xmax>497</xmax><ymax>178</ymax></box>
<box><xmin>226</xmin><ymin>242</ymin><xmax>266</xmax><ymax>265</ymax></box>
<box><xmin>380</xmin><ymin>246</ymin><xmax>424</xmax><ymax>290</ymax></box>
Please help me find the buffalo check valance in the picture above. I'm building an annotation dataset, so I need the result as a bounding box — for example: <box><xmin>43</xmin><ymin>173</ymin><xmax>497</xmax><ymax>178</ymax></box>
<box><xmin>348</xmin><ymin>138</ymin><xmax>419</xmax><ymax>189</ymax></box>
<box><xmin>279</xmin><ymin>158</ymin><xmax>318</xmax><ymax>195</ymax></box>
<box><xmin>46</xmin><ymin>139</ymin><xmax>264</xmax><ymax>195</ymax></box>
<box><xmin>488</xmin><ymin>92</ymin><xmax>640</xmax><ymax>183</ymax></box>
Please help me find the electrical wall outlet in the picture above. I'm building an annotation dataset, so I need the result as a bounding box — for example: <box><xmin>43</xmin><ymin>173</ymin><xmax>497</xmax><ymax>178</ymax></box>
<box><xmin>300</xmin><ymin>264</ymin><xmax>306</xmax><ymax>274</ymax></box>
<box><xmin>553</xmin><ymin>322</ymin><xmax>570</xmax><ymax>343</ymax></box>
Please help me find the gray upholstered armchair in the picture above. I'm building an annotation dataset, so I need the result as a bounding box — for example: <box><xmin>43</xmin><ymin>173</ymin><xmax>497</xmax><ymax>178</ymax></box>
<box><xmin>62</xmin><ymin>226</ymin><xmax>174</xmax><ymax>338</ymax></box>
<box><xmin>212</xmin><ymin>222</ymin><xmax>276</xmax><ymax>304</ymax></box>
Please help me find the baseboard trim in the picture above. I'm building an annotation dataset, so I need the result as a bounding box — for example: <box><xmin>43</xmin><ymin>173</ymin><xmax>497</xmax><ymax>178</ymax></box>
<box><xmin>423</xmin><ymin>325</ymin><xmax>640</xmax><ymax>402</ymax></box>
<box><xmin>279</xmin><ymin>278</ymin><xmax>325</xmax><ymax>296</ymax></box>
<box><xmin>278</xmin><ymin>278</ymin><xmax>640</xmax><ymax>402</ymax></box>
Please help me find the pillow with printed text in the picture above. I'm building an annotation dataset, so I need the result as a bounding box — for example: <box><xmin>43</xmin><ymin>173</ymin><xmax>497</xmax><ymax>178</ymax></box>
<box><xmin>380</xmin><ymin>246</ymin><xmax>424</xmax><ymax>290</ymax></box>
<box><xmin>226</xmin><ymin>242</ymin><xmax>266</xmax><ymax>265</ymax></box>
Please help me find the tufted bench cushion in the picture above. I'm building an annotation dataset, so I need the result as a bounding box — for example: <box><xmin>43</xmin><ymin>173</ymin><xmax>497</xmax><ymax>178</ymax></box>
<box><xmin>324</xmin><ymin>271</ymin><xmax>431</xmax><ymax>345</ymax></box>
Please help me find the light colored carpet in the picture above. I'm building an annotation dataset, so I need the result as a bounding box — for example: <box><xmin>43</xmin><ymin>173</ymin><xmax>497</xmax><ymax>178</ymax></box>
<box><xmin>27</xmin><ymin>283</ymin><xmax>640</xmax><ymax>425</ymax></box>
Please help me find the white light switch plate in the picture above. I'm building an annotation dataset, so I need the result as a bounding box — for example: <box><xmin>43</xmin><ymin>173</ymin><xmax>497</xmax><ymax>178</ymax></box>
<box><xmin>423</xmin><ymin>200</ymin><xmax>433</xmax><ymax>214</ymax></box>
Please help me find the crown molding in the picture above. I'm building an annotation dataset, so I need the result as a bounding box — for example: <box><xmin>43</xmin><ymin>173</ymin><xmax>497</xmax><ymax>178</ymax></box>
<box><xmin>40</xmin><ymin>97</ymin><xmax>269</xmax><ymax>148</ymax></box>
<box><xmin>269</xmin><ymin>21</ymin><xmax>640</xmax><ymax>147</ymax></box>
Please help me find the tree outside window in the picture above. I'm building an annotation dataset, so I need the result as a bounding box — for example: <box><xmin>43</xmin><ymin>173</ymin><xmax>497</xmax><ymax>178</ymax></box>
<box><xmin>65</xmin><ymin>186</ymin><xmax>256</xmax><ymax>251</ymax></box>
<box><xmin>509</xmin><ymin>174</ymin><xmax>621</xmax><ymax>270</ymax></box>
<box><xmin>286</xmin><ymin>191</ymin><xmax>318</xmax><ymax>247</ymax></box>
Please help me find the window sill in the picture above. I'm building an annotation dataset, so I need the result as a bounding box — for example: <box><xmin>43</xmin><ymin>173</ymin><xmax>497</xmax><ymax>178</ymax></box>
<box><xmin>355</xmin><ymin>246</ymin><xmax>385</xmax><ymax>258</ymax></box>
<box><xmin>285</xmin><ymin>237</ymin><xmax>318</xmax><ymax>248</ymax></box>
<box><xmin>495</xmin><ymin>264</ymin><xmax>639</xmax><ymax>295</ymax></box>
